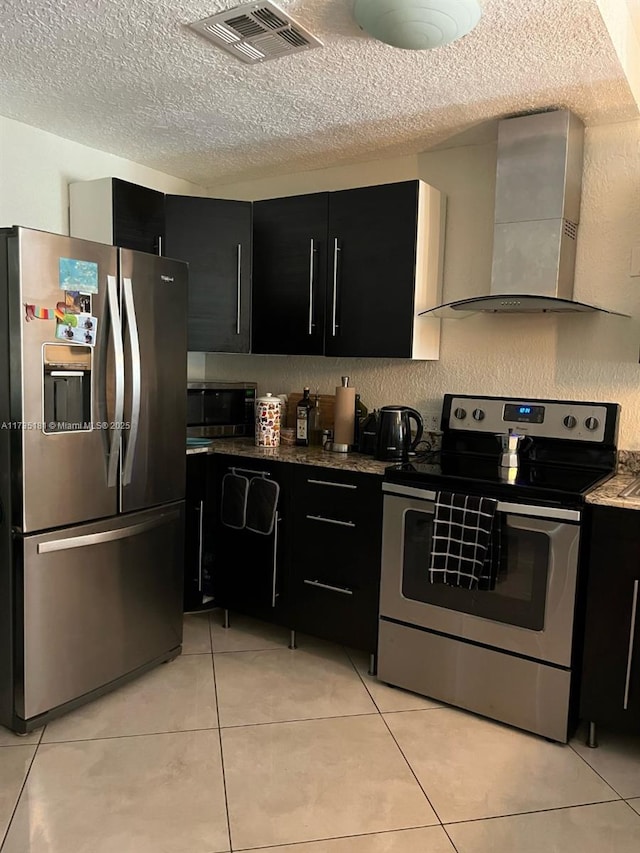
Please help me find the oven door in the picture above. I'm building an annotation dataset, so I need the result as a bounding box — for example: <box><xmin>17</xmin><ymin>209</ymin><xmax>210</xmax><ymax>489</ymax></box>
<box><xmin>380</xmin><ymin>483</ymin><xmax>581</xmax><ymax>667</ymax></box>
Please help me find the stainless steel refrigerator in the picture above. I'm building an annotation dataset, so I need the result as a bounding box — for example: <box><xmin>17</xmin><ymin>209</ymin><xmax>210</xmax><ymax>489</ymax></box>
<box><xmin>0</xmin><ymin>226</ymin><xmax>187</xmax><ymax>734</ymax></box>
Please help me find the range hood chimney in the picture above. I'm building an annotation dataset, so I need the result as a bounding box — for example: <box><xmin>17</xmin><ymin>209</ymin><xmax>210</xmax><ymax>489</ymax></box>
<box><xmin>422</xmin><ymin>109</ymin><xmax>626</xmax><ymax>316</ymax></box>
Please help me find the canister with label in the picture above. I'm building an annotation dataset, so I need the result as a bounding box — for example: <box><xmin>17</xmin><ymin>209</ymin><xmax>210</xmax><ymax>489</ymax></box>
<box><xmin>255</xmin><ymin>393</ymin><xmax>282</xmax><ymax>447</ymax></box>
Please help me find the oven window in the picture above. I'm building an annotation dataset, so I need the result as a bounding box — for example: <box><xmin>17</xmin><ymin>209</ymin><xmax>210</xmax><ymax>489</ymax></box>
<box><xmin>401</xmin><ymin>509</ymin><xmax>549</xmax><ymax>630</ymax></box>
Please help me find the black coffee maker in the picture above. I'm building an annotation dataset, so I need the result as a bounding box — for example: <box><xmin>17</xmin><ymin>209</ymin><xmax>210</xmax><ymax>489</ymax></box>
<box><xmin>375</xmin><ymin>406</ymin><xmax>424</xmax><ymax>461</ymax></box>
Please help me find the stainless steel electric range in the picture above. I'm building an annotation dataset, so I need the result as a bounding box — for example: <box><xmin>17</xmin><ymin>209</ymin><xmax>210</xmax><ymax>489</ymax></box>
<box><xmin>378</xmin><ymin>394</ymin><xmax>620</xmax><ymax>742</ymax></box>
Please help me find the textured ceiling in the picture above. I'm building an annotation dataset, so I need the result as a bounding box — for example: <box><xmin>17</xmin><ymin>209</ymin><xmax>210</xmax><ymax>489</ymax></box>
<box><xmin>0</xmin><ymin>0</ymin><xmax>638</xmax><ymax>187</ymax></box>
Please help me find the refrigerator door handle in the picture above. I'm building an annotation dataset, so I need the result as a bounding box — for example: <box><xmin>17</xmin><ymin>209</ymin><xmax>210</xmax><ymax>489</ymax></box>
<box><xmin>106</xmin><ymin>274</ymin><xmax>125</xmax><ymax>488</ymax></box>
<box><xmin>122</xmin><ymin>277</ymin><xmax>141</xmax><ymax>486</ymax></box>
<box><xmin>37</xmin><ymin>509</ymin><xmax>181</xmax><ymax>553</ymax></box>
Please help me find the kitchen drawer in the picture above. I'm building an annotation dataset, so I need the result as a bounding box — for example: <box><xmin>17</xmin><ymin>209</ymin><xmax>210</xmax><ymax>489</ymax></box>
<box><xmin>293</xmin><ymin>465</ymin><xmax>382</xmax><ymax>525</ymax></box>
<box><xmin>293</xmin><ymin>572</ymin><xmax>379</xmax><ymax>651</ymax></box>
<box><xmin>295</xmin><ymin>512</ymin><xmax>379</xmax><ymax>588</ymax></box>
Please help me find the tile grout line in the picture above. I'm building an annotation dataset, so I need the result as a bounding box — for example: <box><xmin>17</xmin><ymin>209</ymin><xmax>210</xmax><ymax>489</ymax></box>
<box><xmin>0</xmin><ymin>728</ymin><xmax>42</xmax><ymax>851</ymax></box>
<box><xmin>230</xmin><ymin>823</ymin><xmax>457</xmax><ymax>851</ymax></box>
<box><xmin>210</xmin><ymin>613</ymin><xmax>234</xmax><ymax>853</ymax></box>
<box><xmin>378</xmin><ymin>710</ymin><xmax>445</xmax><ymax>828</ymax></box>
<box><xmin>439</xmin><ymin>797</ymin><xmax>628</xmax><ymax>827</ymax></box>
<box><xmin>568</xmin><ymin>737</ymin><xmax>628</xmax><ymax>800</ymax></box>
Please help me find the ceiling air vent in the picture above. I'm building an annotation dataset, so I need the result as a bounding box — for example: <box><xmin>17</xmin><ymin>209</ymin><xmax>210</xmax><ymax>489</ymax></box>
<box><xmin>188</xmin><ymin>1</ymin><xmax>323</xmax><ymax>65</ymax></box>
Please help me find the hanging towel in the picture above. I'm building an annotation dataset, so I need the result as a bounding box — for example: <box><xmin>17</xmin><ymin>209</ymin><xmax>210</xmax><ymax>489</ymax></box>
<box><xmin>221</xmin><ymin>473</ymin><xmax>249</xmax><ymax>530</ymax></box>
<box><xmin>428</xmin><ymin>491</ymin><xmax>501</xmax><ymax>590</ymax></box>
<box><xmin>245</xmin><ymin>476</ymin><xmax>280</xmax><ymax>536</ymax></box>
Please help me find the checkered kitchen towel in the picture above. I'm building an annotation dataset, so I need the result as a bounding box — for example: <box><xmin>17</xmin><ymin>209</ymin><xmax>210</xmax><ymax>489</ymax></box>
<box><xmin>428</xmin><ymin>491</ymin><xmax>501</xmax><ymax>590</ymax></box>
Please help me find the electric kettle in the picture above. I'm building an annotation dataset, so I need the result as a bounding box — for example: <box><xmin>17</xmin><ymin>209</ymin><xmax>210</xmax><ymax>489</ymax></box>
<box><xmin>375</xmin><ymin>406</ymin><xmax>424</xmax><ymax>461</ymax></box>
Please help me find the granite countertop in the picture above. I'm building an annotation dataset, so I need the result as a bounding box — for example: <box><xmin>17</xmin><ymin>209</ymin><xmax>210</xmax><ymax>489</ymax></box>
<box><xmin>586</xmin><ymin>472</ymin><xmax>640</xmax><ymax>510</ymax></box>
<box><xmin>186</xmin><ymin>438</ymin><xmax>389</xmax><ymax>476</ymax></box>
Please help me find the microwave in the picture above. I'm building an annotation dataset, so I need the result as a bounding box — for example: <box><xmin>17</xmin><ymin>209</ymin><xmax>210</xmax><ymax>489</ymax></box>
<box><xmin>187</xmin><ymin>381</ymin><xmax>257</xmax><ymax>438</ymax></box>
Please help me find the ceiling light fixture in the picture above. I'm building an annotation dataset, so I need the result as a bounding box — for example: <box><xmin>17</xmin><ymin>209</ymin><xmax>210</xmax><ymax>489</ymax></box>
<box><xmin>353</xmin><ymin>0</ymin><xmax>482</xmax><ymax>50</ymax></box>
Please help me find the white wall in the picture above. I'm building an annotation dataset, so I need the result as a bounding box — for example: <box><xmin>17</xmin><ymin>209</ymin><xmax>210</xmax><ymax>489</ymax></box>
<box><xmin>204</xmin><ymin>119</ymin><xmax>640</xmax><ymax>449</ymax></box>
<box><xmin>0</xmin><ymin>116</ymin><xmax>206</xmax><ymax>235</ymax></box>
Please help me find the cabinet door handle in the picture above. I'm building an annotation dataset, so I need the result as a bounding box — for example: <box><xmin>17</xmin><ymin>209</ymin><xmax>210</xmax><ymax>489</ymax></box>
<box><xmin>197</xmin><ymin>500</ymin><xmax>204</xmax><ymax>592</ymax></box>
<box><xmin>157</xmin><ymin>235</ymin><xmax>162</xmax><ymax>256</ymax></box>
<box><xmin>308</xmin><ymin>238</ymin><xmax>316</xmax><ymax>335</ymax></box>
<box><xmin>304</xmin><ymin>579</ymin><xmax>353</xmax><ymax>596</ymax></box>
<box><xmin>236</xmin><ymin>243</ymin><xmax>242</xmax><ymax>335</ymax></box>
<box><xmin>271</xmin><ymin>511</ymin><xmax>280</xmax><ymax>608</ymax></box>
<box><xmin>307</xmin><ymin>478</ymin><xmax>357</xmax><ymax>490</ymax></box>
<box><xmin>305</xmin><ymin>514</ymin><xmax>355</xmax><ymax>528</ymax></box>
<box><xmin>623</xmin><ymin>579</ymin><xmax>639</xmax><ymax>710</ymax></box>
<box><xmin>331</xmin><ymin>238</ymin><xmax>340</xmax><ymax>336</ymax></box>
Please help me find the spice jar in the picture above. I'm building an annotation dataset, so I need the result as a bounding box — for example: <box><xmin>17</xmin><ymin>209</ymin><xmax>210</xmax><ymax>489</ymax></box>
<box><xmin>255</xmin><ymin>393</ymin><xmax>282</xmax><ymax>447</ymax></box>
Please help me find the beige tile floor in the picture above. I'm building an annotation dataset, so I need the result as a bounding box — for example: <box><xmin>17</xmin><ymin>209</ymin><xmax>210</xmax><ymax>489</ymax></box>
<box><xmin>0</xmin><ymin>610</ymin><xmax>638</xmax><ymax>852</ymax></box>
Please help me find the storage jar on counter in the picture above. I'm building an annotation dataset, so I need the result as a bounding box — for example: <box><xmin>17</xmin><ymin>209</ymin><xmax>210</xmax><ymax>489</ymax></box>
<box><xmin>255</xmin><ymin>393</ymin><xmax>282</xmax><ymax>447</ymax></box>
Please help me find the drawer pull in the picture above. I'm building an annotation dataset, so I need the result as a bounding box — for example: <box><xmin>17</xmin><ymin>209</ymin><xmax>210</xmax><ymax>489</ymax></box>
<box><xmin>306</xmin><ymin>514</ymin><xmax>355</xmax><ymax>528</ymax></box>
<box><xmin>307</xmin><ymin>478</ymin><xmax>357</xmax><ymax>490</ymax></box>
<box><xmin>304</xmin><ymin>579</ymin><xmax>353</xmax><ymax>596</ymax></box>
<box><xmin>623</xmin><ymin>579</ymin><xmax>639</xmax><ymax>710</ymax></box>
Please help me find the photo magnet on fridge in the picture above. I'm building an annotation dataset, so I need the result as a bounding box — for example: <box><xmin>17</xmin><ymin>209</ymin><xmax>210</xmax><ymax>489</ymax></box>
<box><xmin>59</xmin><ymin>257</ymin><xmax>99</xmax><ymax>294</ymax></box>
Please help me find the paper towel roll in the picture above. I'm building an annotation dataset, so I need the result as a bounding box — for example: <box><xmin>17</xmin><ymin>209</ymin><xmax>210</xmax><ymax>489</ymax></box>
<box><xmin>334</xmin><ymin>378</ymin><xmax>356</xmax><ymax>447</ymax></box>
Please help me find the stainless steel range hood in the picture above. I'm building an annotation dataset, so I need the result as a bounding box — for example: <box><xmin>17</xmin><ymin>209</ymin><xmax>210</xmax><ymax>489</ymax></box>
<box><xmin>422</xmin><ymin>109</ymin><xmax>627</xmax><ymax>317</ymax></box>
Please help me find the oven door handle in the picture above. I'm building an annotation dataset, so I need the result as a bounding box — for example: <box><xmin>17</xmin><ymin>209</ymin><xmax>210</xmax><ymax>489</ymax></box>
<box><xmin>382</xmin><ymin>483</ymin><xmax>581</xmax><ymax>522</ymax></box>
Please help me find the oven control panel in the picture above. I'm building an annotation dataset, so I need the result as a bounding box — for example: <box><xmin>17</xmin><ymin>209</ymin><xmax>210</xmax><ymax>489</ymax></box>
<box><xmin>446</xmin><ymin>396</ymin><xmax>613</xmax><ymax>443</ymax></box>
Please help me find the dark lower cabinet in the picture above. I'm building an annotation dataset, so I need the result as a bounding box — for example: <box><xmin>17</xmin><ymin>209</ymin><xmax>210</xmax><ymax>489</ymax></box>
<box><xmin>209</xmin><ymin>454</ymin><xmax>383</xmax><ymax>651</ymax></box>
<box><xmin>211</xmin><ymin>454</ymin><xmax>292</xmax><ymax>625</ymax></box>
<box><xmin>184</xmin><ymin>454</ymin><xmax>215</xmax><ymax>611</ymax></box>
<box><xmin>290</xmin><ymin>466</ymin><xmax>383</xmax><ymax>651</ymax></box>
<box><xmin>580</xmin><ymin>505</ymin><xmax>640</xmax><ymax>732</ymax></box>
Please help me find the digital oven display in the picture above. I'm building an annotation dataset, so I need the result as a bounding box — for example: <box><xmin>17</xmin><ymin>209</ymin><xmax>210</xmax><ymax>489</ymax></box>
<box><xmin>503</xmin><ymin>403</ymin><xmax>545</xmax><ymax>424</ymax></box>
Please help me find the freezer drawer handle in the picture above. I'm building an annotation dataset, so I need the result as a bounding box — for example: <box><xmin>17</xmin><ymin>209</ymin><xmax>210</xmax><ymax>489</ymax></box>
<box><xmin>106</xmin><ymin>275</ymin><xmax>125</xmax><ymax>489</ymax></box>
<box><xmin>122</xmin><ymin>277</ymin><xmax>141</xmax><ymax>486</ymax></box>
<box><xmin>37</xmin><ymin>510</ymin><xmax>181</xmax><ymax>554</ymax></box>
<box><xmin>307</xmin><ymin>478</ymin><xmax>357</xmax><ymax>490</ymax></box>
<box><xmin>305</xmin><ymin>514</ymin><xmax>356</xmax><ymax>528</ymax></box>
<box><xmin>623</xmin><ymin>579</ymin><xmax>639</xmax><ymax>710</ymax></box>
<box><xmin>304</xmin><ymin>579</ymin><xmax>353</xmax><ymax>596</ymax></box>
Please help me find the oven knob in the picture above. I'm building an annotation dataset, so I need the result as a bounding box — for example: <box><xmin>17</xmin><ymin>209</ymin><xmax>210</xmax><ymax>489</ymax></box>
<box><xmin>563</xmin><ymin>415</ymin><xmax>577</xmax><ymax>429</ymax></box>
<box><xmin>585</xmin><ymin>417</ymin><xmax>600</xmax><ymax>431</ymax></box>
<box><xmin>453</xmin><ymin>407</ymin><xmax>467</xmax><ymax>420</ymax></box>
<box><xmin>472</xmin><ymin>408</ymin><xmax>485</xmax><ymax>421</ymax></box>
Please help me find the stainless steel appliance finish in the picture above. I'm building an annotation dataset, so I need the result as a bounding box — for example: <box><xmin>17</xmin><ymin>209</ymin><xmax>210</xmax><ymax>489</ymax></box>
<box><xmin>12</xmin><ymin>230</ymin><xmax>120</xmax><ymax>532</ymax></box>
<box><xmin>120</xmin><ymin>250</ymin><xmax>187</xmax><ymax>512</ymax></box>
<box><xmin>420</xmin><ymin>110</ymin><xmax>627</xmax><ymax>317</ymax></box>
<box><xmin>0</xmin><ymin>226</ymin><xmax>188</xmax><ymax>733</ymax></box>
<box><xmin>20</xmin><ymin>503</ymin><xmax>183</xmax><ymax>718</ymax></box>
<box><xmin>187</xmin><ymin>380</ymin><xmax>257</xmax><ymax>439</ymax></box>
<box><xmin>378</xmin><ymin>393</ymin><xmax>619</xmax><ymax>742</ymax></box>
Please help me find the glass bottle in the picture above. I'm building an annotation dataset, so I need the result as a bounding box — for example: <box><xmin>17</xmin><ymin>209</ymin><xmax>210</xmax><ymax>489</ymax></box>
<box><xmin>295</xmin><ymin>387</ymin><xmax>312</xmax><ymax>446</ymax></box>
<box><xmin>309</xmin><ymin>390</ymin><xmax>323</xmax><ymax>446</ymax></box>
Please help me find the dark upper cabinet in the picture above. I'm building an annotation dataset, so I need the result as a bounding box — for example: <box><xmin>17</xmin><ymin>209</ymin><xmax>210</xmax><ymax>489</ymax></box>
<box><xmin>165</xmin><ymin>196</ymin><xmax>252</xmax><ymax>353</ymax></box>
<box><xmin>69</xmin><ymin>177</ymin><xmax>164</xmax><ymax>255</ymax></box>
<box><xmin>251</xmin><ymin>180</ymin><xmax>445</xmax><ymax>359</ymax></box>
<box><xmin>252</xmin><ymin>193</ymin><xmax>328</xmax><ymax>355</ymax></box>
<box><xmin>112</xmin><ymin>179</ymin><xmax>165</xmax><ymax>255</ymax></box>
<box><xmin>580</xmin><ymin>505</ymin><xmax>640</xmax><ymax>733</ymax></box>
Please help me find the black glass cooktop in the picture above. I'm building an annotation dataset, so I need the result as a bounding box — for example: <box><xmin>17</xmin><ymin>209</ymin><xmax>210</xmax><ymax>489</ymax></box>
<box><xmin>385</xmin><ymin>451</ymin><xmax>614</xmax><ymax>507</ymax></box>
